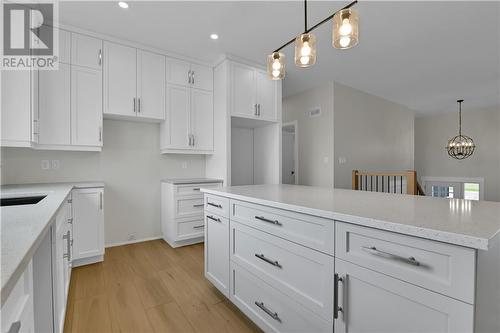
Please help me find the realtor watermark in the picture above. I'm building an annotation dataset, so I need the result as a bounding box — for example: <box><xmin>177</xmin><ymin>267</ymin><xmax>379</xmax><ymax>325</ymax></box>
<box><xmin>2</xmin><ymin>1</ymin><xmax>59</xmax><ymax>70</ymax></box>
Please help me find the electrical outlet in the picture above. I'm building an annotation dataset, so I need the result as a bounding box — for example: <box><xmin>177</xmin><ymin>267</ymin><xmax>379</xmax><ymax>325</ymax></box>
<box><xmin>127</xmin><ymin>234</ymin><xmax>136</xmax><ymax>241</ymax></box>
<box><xmin>338</xmin><ymin>156</ymin><xmax>347</xmax><ymax>165</ymax></box>
<box><xmin>181</xmin><ymin>161</ymin><xmax>188</xmax><ymax>169</ymax></box>
<box><xmin>323</xmin><ymin>157</ymin><xmax>329</xmax><ymax>164</ymax></box>
<box><xmin>51</xmin><ymin>160</ymin><xmax>60</xmax><ymax>170</ymax></box>
<box><xmin>41</xmin><ymin>160</ymin><xmax>50</xmax><ymax>170</ymax></box>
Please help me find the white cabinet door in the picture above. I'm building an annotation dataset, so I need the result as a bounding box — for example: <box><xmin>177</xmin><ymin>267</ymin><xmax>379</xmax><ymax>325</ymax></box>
<box><xmin>38</xmin><ymin>63</ymin><xmax>71</xmax><ymax>145</ymax></box>
<box><xmin>256</xmin><ymin>70</ymin><xmax>277</xmax><ymax>121</ymax></box>
<box><xmin>164</xmin><ymin>83</ymin><xmax>190</xmax><ymax>149</ymax></box>
<box><xmin>53</xmin><ymin>207</ymin><xmax>69</xmax><ymax>333</ymax></box>
<box><xmin>71</xmin><ymin>33</ymin><xmax>103</xmax><ymax>70</ymax></box>
<box><xmin>72</xmin><ymin>188</ymin><xmax>104</xmax><ymax>260</ymax></box>
<box><xmin>137</xmin><ymin>50</ymin><xmax>165</xmax><ymax>120</ymax></box>
<box><xmin>204</xmin><ymin>213</ymin><xmax>229</xmax><ymax>297</ymax></box>
<box><xmin>190</xmin><ymin>88</ymin><xmax>213</xmax><ymax>151</ymax></box>
<box><xmin>71</xmin><ymin>66</ymin><xmax>103</xmax><ymax>147</ymax></box>
<box><xmin>58</xmin><ymin>29</ymin><xmax>71</xmax><ymax>64</ymax></box>
<box><xmin>231</xmin><ymin>63</ymin><xmax>256</xmax><ymax>118</ymax></box>
<box><xmin>190</xmin><ymin>63</ymin><xmax>213</xmax><ymax>91</ymax></box>
<box><xmin>334</xmin><ymin>259</ymin><xmax>474</xmax><ymax>333</ymax></box>
<box><xmin>1</xmin><ymin>70</ymin><xmax>33</xmax><ymax>147</ymax></box>
<box><xmin>103</xmin><ymin>42</ymin><xmax>137</xmax><ymax>117</ymax></box>
<box><xmin>166</xmin><ymin>57</ymin><xmax>191</xmax><ymax>87</ymax></box>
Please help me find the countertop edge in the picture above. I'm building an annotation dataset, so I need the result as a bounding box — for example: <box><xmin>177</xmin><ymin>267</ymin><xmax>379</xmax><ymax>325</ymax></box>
<box><xmin>201</xmin><ymin>188</ymin><xmax>490</xmax><ymax>251</ymax></box>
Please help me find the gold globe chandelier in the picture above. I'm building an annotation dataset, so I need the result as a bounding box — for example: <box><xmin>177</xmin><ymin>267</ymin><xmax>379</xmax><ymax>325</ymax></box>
<box><xmin>446</xmin><ymin>100</ymin><xmax>476</xmax><ymax>160</ymax></box>
<box><xmin>267</xmin><ymin>0</ymin><xmax>359</xmax><ymax>80</ymax></box>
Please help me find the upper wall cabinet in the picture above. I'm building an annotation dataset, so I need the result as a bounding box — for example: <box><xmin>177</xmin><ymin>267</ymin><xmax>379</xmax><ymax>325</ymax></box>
<box><xmin>230</xmin><ymin>62</ymin><xmax>280</xmax><ymax>122</ymax></box>
<box><xmin>71</xmin><ymin>34</ymin><xmax>103</xmax><ymax>70</ymax></box>
<box><xmin>104</xmin><ymin>41</ymin><xmax>165</xmax><ymax>121</ymax></box>
<box><xmin>167</xmin><ymin>58</ymin><xmax>213</xmax><ymax>91</ymax></box>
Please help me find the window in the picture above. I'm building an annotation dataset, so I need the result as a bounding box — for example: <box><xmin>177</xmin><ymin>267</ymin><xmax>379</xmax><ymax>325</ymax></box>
<box><xmin>422</xmin><ymin>177</ymin><xmax>484</xmax><ymax>201</ymax></box>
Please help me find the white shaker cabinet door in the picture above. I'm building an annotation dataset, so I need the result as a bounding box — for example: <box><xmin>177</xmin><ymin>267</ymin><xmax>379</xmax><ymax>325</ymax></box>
<box><xmin>163</xmin><ymin>83</ymin><xmax>190</xmax><ymax>149</ymax></box>
<box><xmin>190</xmin><ymin>88</ymin><xmax>213</xmax><ymax>151</ymax></box>
<box><xmin>190</xmin><ymin>63</ymin><xmax>213</xmax><ymax>91</ymax></box>
<box><xmin>204</xmin><ymin>213</ymin><xmax>229</xmax><ymax>297</ymax></box>
<box><xmin>71</xmin><ymin>33</ymin><xmax>103</xmax><ymax>70</ymax></box>
<box><xmin>334</xmin><ymin>259</ymin><xmax>474</xmax><ymax>333</ymax></box>
<box><xmin>167</xmin><ymin>57</ymin><xmax>191</xmax><ymax>87</ymax></box>
<box><xmin>71</xmin><ymin>66</ymin><xmax>103</xmax><ymax>147</ymax></box>
<box><xmin>72</xmin><ymin>188</ymin><xmax>104</xmax><ymax>260</ymax></box>
<box><xmin>103</xmin><ymin>42</ymin><xmax>137</xmax><ymax>117</ymax></box>
<box><xmin>137</xmin><ymin>50</ymin><xmax>165</xmax><ymax>120</ymax></box>
<box><xmin>38</xmin><ymin>63</ymin><xmax>71</xmax><ymax>145</ymax></box>
<box><xmin>256</xmin><ymin>70</ymin><xmax>277</xmax><ymax>121</ymax></box>
<box><xmin>231</xmin><ymin>62</ymin><xmax>256</xmax><ymax>118</ymax></box>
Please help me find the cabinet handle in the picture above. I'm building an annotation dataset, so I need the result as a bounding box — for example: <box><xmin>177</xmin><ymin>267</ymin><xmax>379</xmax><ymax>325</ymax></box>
<box><xmin>254</xmin><ymin>301</ymin><xmax>281</xmax><ymax>322</ymax></box>
<box><xmin>99</xmin><ymin>192</ymin><xmax>103</xmax><ymax>210</ymax></box>
<box><xmin>138</xmin><ymin>98</ymin><xmax>141</xmax><ymax>113</ymax></box>
<box><xmin>67</xmin><ymin>199</ymin><xmax>72</xmax><ymax>204</ymax></box>
<box><xmin>255</xmin><ymin>215</ymin><xmax>282</xmax><ymax>226</ymax></box>
<box><xmin>254</xmin><ymin>104</ymin><xmax>258</xmax><ymax>116</ymax></box>
<box><xmin>99</xmin><ymin>126</ymin><xmax>102</xmax><ymax>142</ymax></box>
<box><xmin>188</xmin><ymin>70</ymin><xmax>192</xmax><ymax>84</ymax></box>
<box><xmin>361</xmin><ymin>246</ymin><xmax>420</xmax><ymax>266</ymax></box>
<box><xmin>257</xmin><ymin>104</ymin><xmax>261</xmax><ymax>116</ymax></box>
<box><xmin>7</xmin><ymin>321</ymin><xmax>21</xmax><ymax>333</ymax></box>
<box><xmin>192</xmin><ymin>188</ymin><xmax>201</xmax><ymax>191</ymax></box>
<box><xmin>206</xmin><ymin>215</ymin><xmax>221</xmax><ymax>222</ymax></box>
<box><xmin>207</xmin><ymin>202</ymin><xmax>222</xmax><ymax>208</ymax></box>
<box><xmin>67</xmin><ymin>218</ymin><xmax>73</xmax><ymax>224</ymax></box>
<box><xmin>334</xmin><ymin>274</ymin><xmax>344</xmax><ymax>319</ymax></box>
<box><xmin>192</xmin><ymin>71</ymin><xmax>195</xmax><ymax>85</ymax></box>
<box><xmin>63</xmin><ymin>230</ymin><xmax>71</xmax><ymax>261</ymax></box>
<box><xmin>255</xmin><ymin>253</ymin><xmax>282</xmax><ymax>268</ymax></box>
<box><xmin>193</xmin><ymin>204</ymin><xmax>205</xmax><ymax>207</ymax></box>
<box><xmin>98</xmin><ymin>49</ymin><xmax>102</xmax><ymax>66</ymax></box>
<box><xmin>133</xmin><ymin>98</ymin><xmax>136</xmax><ymax>113</ymax></box>
<box><xmin>193</xmin><ymin>225</ymin><xmax>204</xmax><ymax>229</ymax></box>
<box><xmin>192</xmin><ymin>135</ymin><xmax>195</xmax><ymax>147</ymax></box>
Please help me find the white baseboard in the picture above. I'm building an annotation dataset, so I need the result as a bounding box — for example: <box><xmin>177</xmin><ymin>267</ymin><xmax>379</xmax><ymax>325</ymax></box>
<box><xmin>105</xmin><ymin>236</ymin><xmax>162</xmax><ymax>248</ymax></box>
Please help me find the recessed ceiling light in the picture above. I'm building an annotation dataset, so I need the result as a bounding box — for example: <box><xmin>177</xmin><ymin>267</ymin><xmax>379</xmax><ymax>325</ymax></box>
<box><xmin>210</xmin><ymin>33</ymin><xmax>219</xmax><ymax>40</ymax></box>
<box><xmin>118</xmin><ymin>2</ymin><xmax>129</xmax><ymax>9</ymax></box>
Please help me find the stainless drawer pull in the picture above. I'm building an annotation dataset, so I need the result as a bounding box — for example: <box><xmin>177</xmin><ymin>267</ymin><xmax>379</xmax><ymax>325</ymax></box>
<box><xmin>255</xmin><ymin>253</ymin><xmax>282</xmax><ymax>268</ymax></box>
<box><xmin>7</xmin><ymin>321</ymin><xmax>21</xmax><ymax>333</ymax></box>
<box><xmin>255</xmin><ymin>301</ymin><xmax>281</xmax><ymax>322</ymax></box>
<box><xmin>192</xmin><ymin>188</ymin><xmax>201</xmax><ymax>191</ymax></box>
<box><xmin>361</xmin><ymin>246</ymin><xmax>420</xmax><ymax>266</ymax></box>
<box><xmin>334</xmin><ymin>273</ymin><xmax>344</xmax><ymax>319</ymax></box>
<box><xmin>193</xmin><ymin>225</ymin><xmax>205</xmax><ymax>229</ymax></box>
<box><xmin>193</xmin><ymin>204</ymin><xmax>205</xmax><ymax>207</ymax></box>
<box><xmin>207</xmin><ymin>215</ymin><xmax>221</xmax><ymax>223</ymax></box>
<box><xmin>67</xmin><ymin>218</ymin><xmax>73</xmax><ymax>224</ymax></box>
<box><xmin>207</xmin><ymin>202</ymin><xmax>222</xmax><ymax>208</ymax></box>
<box><xmin>255</xmin><ymin>216</ymin><xmax>282</xmax><ymax>226</ymax></box>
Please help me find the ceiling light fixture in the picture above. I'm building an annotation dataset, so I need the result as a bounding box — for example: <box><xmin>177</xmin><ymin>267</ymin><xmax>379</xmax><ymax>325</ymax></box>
<box><xmin>210</xmin><ymin>33</ymin><xmax>219</xmax><ymax>40</ymax></box>
<box><xmin>118</xmin><ymin>1</ymin><xmax>128</xmax><ymax>9</ymax></box>
<box><xmin>268</xmin><ymin>0</ymin><xmax>359</xmax><ymax>80</ymax></box>
<box><xmin>446</xmin><ymin>99</ymin><xmax>476</xmax><ymax>160</ymax></box>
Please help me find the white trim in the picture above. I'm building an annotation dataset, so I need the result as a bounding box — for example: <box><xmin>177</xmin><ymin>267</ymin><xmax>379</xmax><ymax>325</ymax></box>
<box><xmin>421</xmin><ymin>176</ymin><xmax>485</xmax><ymax>200</ymax></box>
<box><xmin>105</xmin><ymin>236</ymin><xmax>162</xmax><ymax>248</ymax></box>
<box><xmin>282</xmin><ymin>121</ymin><xmax>299</xmax><ymax>185</ymax></box>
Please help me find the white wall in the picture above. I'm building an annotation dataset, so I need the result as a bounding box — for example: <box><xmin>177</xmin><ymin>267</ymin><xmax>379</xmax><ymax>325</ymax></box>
<box><xmin>282</xmin><ymin>82</ymin><xmax>335</xmax><ymax>187</ymax></box>
<box><xmin>1</xmin><ymin>119</ymin><xmax>206</xmax><ymax>246</ymax></box>
<box><xmin>415</xmin><ymin>108</ymin><xmax>500</xmax><ymax>202</ymax></box>
<box><xmin>333</xmin><ymin>82</ymin><xmax>415</xmax><ymax>189</ymax></box>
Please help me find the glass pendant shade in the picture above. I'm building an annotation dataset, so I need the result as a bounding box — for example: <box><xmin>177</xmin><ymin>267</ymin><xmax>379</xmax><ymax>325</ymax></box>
<box><xmin>294</xmin><ymin>33</ymin><xmax>316</xmax><ymax>67</ymax></box>
<box><xmin>333</xmin><ymin>8</ymin><xmax>359</xmax><ymax>49</ymax></box>
<box><xmin>267</xmin><ymin>52</ymin><xmax>286</xmax><ymax>80</ymax></box>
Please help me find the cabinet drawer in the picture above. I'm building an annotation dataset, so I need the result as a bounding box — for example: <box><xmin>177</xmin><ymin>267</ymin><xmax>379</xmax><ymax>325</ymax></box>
<box><xmin>177</xmin><ymin>219</ymin><xmax>205</xmax><ymax>239</ymax></box>
<box><xmin>231</xmin><ymin>262</ymin><xmax>331</xmax><ymax>333</ymax></box>
<box><xmin>231</xmin><ymin>200</ymin><xmax>334</xmax><ymax>255</ymax></box>
<box><xmin>335</xmin><ymin>222</ymin><xmax>476</xmax><ymax>303</ymax></box>
<box><xmin>205</xmin><ymin>194</ymin><xmax>229</xmax><ymax>218</ymax></box>
<box><xmin>175</xmin><ymin>197</ymin><xmax>205</xmax><ymax>218</ymax></box>
<box><xmin>175</xmin><ymin>183</ymin><xmax>220</xmax><ymax>197</ymax></box>
<box><xmin>231</xmin><ymin>221</ymin><xmax>334</xmax><ymax>320</ymax></box>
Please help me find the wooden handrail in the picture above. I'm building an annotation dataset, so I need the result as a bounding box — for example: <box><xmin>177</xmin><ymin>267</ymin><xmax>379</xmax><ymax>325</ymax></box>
<box><xmin>352</xmin><ymin>170</ymin><xmax>421</xmax><ymax>195</ymax></box>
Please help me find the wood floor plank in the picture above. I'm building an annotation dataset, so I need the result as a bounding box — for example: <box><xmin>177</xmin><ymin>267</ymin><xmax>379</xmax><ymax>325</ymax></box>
<box><xmin>72</xmin><ymin>295</ymin><xmax>113</xmax><ymax>332</ymax></box>
<box><xmin>72</xmin><ymin>263</ymin><xmax>106</xmax><ymax>300</ymax></box>
<box><xmin>133</xmin><ymin>272</ymin><xmax>175</xmax><ymax>309</ymax></box>
<box><xmin>146</xmin><ymin>302</ymin><xmax>195</xmax><ymax>333</ymax></box>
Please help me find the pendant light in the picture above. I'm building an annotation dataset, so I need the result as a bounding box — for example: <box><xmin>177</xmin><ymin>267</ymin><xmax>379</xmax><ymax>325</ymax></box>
<box><xmin>333</xmin><ymin>8</ymin><xmax>359</xmax><ymax>49</ymax></box>
<box><xmin>267</xmin><ymin>0</ymin><xmax>359</xmax><ymax>80</ymax></box>
<box><xmin>446</xmin><ymin>100</ymin><xmax>476</xmax><ymax>160</ymax></box>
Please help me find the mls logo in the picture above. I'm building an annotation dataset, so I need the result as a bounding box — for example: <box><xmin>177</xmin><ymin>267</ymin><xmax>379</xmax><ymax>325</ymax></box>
<box><xmin>4</xmin><ymin>3</ymin><xmax>54</xmax><ymax>56</ymax></box>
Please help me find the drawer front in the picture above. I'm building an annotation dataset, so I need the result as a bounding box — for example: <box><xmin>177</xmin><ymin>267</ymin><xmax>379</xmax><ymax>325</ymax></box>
<box><xmin>177</xmin><ymin>219</ymin><xmax>205</xmax><ymax>239</ymax></box>
<box><xmin>205</xmin><ymin>194</ymin><xmax>230</xmax><ymax>218</ymax></box>
<box><xmin>231</xmin><ymin>221</ymin><xmax>334</xmax><ymax>320</ymax></box>
<box><xmin>175</xmin><ymin>183</ymin><xmax>221</xmax><ymax>197</ymax></box>
<box><xmin>175</xmin><ymin>197</ymin><xmax>205</xmax><ymax>218</ymax></box>
<box><xmin>231</xmin><ymin>200</ymin><xmax>334</xmax><ymax>255</ymax></box>
<box><xmin>336</xmin><ymin>222</ymin><xmax>476</xmax><ymax>303</ymax></box>
<box><xmin>231</xmin><ymin>262</ymin><xmax>332</xmax><ymax>333</ymax></box>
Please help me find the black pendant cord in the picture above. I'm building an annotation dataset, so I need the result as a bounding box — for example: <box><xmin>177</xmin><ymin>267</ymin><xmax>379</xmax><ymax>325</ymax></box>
<box><xmin>458</xmin><ymin>99</ymin><xmax>463</xmax><ymax>136</ymax></box>
<box><xmin>273</xmin><ymin>0</ymin><xmax>357</xmax><ymax>53</ymax></box>
<box><xmin>304</xmin><ymin>0</ymin><xmax>308</xmax><ymax>32</ymax></box>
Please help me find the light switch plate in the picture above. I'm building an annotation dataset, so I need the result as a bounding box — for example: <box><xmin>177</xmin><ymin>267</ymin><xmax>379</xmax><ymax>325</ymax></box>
<box><xmin>51</xmin><ymin>160</ymin><xmax>60</xmax><ymax>170</ymax></box>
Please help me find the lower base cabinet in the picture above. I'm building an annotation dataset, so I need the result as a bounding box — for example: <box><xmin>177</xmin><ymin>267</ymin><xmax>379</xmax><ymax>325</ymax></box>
<box><xmin>204</xmin><ymin>213</ymin><xmax>230</xmax><ymax>297</ymax></box>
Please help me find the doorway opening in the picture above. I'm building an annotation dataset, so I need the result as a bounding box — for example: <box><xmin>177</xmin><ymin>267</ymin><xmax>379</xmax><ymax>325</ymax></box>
<box><xmin>282</xmin><ymin>121</ymin><xmax>298</xmax><ymax>185</ymax></box>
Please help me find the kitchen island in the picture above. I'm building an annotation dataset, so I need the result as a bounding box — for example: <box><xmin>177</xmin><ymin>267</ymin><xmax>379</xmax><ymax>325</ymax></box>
<box><xmin>201</xmin><ymin>184</ymin><xmax>500</xmax><ymax>333</ymax></box>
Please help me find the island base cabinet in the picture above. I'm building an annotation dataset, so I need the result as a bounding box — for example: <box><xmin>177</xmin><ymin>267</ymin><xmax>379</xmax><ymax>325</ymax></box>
<box><xmin>334</xmin><ymin>259</ymin><xmax>474</xmax><ymax>333</ymax></box>
<box><xmin>204</xmin><ymin>213</ymin><xmax>229</xmax><ymax>297</ymax></box>
<box><xmin>230</xmin><ymin>262</ymin><xmax>332</xmax><ymax>333</ymax></box>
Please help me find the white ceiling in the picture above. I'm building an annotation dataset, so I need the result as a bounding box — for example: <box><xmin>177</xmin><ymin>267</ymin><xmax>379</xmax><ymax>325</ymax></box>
<box><xmin>59</xmin><ymin>1</ymin><xmax>500</xmax><ymax>115</ymax></box>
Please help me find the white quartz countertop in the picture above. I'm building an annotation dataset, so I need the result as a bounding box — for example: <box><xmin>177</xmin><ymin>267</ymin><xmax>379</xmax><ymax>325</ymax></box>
<box><xmin>161</xmin><ymin>178</ymin><xmax>224</xmax><ymax>185</ymax></box>
<box><xmin>1</xmin><ymin>182</ymin><xmax>104</xmax><ymax>304</ymax></box>
<box><xmin>202</xmin><ymin>184</ymin><xmax>500</xmax><ymax>251</ymax></box>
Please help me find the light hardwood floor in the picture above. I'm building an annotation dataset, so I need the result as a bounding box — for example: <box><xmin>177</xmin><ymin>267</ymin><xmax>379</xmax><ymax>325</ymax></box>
<box><xmin>64</xmin><ymin>240</ymin><xmax>262</xmax><ymax>333</ymax></box>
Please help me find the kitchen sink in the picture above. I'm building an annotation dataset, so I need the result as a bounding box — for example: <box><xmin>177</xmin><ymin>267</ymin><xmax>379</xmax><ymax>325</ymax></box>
<box><xmin>0</xmin><ymin>195</ymin><xmax>47</xmax><ymax>207</ymax></box>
